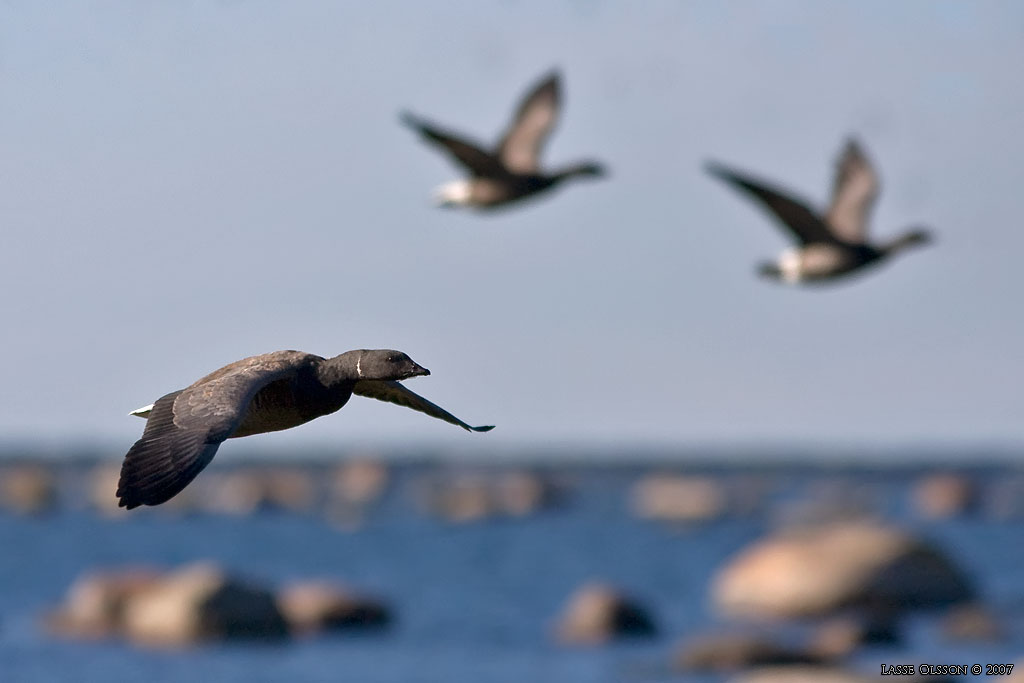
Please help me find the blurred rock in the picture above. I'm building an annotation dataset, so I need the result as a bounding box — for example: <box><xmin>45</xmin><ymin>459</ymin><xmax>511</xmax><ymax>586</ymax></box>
<box><xmin>277</xmin><ymin>580</ymin><xmax>391</xmax><ymax>634</ymax></box>
<box><xmin>912</xmin><ymin>473</ymin><xmax>976</xmax><ymax>520</ymax></box>
<box><xmin>203</xmin><ymin>468</ymin><xmax>316</xmax><ymax>515</ymax></box>
<box><xmin>631</xmin><ymin>474</ymin><xmax>726</xmax><ymax>523</ymax></box>
<box><xmin>420</xmin><ymin>471</ymin><xmax>560</xmax><ymax>523</ymax></box>
<box><xmin>45</xmin><ymin>568</ymin><xmax>163</xmax><ymax>638</ymax></box>
<box><xmin>122</xmin><ymin>563</ymin><xmax>287</xmax><ymax>646</ymax></box>
<box><xmin>675</xmin><ymin>632</ymin><xmax>826</xmax><ymax>672</ymax></box>
<box><xmin>555</xmin><ymin>582</ymin><xmax>655</xmax><ymax>645</ymax></box>
<box><xmin>498</xmin><ymin>471</ymin><xmax>559</xmax><ymax>516</ymax></box>
<box><xmin>425</xmin><ymin>475</ymin><xmax>491</xmax><ymax>522</ymax></box>
<box><xmin>940</xmin><ymin>603</ymin><xmax>1003</xmax><ymax>642</ymax></box>
<box><xmin>89</xmin><ymin>464</ymin><xmax>127</xmax><ymax>517</ymax></box>
<box><xmin>0</xmin><ymin>465</ymin><xmax>57</xmax><ymax>515</ymax></box>
<box><xmin>712</xmin><ymin>521</ymin><xmax>973</xmax><ymax>619</ymax></box>
<box><xmin>326</xmin><ymin>460</ymin><xmax>390</xmax><ymax>528</ymax></box>
<box><xmin>330</xmin><ymin>460</ymin><xmax>389</xmax><ymax>507</ymax></box>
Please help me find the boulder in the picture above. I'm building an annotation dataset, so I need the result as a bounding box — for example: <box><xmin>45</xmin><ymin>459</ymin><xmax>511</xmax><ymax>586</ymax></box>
<box><xmin>555</xmin><ymin>582</ymin><xmax>655</xmax><ymax>645</ymax></box>
<box><xmin>45</xmin><ymin>568</ymin><xmax>163</xmax><ymax>638</ymax></box>
<box><xmin>712</xmin><ymin>521</ymin><xmax>973</xmax><ymax>619</ymax></box>
<box><xmin>122</xmin><ymin>563</ymin><xmax>287</xmax><ymax>646</ymax></box>
<box><xmin>0</xmin><ymin>465</ymin><xmax>57</xmax><ymax>515</ymax></box>
<box><xmin>90</xmin><ymin>464</ymin><xmax>128</xmax><ymax>517</ymax></box>
<box><xmin>424</xmin><ymin>475</ymin><xmax>492</xmax><ymax>522</ymax></box>
<box><xmin>326</xmin><ymin>460</ymin><xmax>389</xmax><ymax>527</ymax></box>
<box><xmin>912</xmin><ymin>473</ymin><xmax>976</xmax><ymax>520</ymax></box>
<box><xmin>494</xmin><ymin>471</ymin><xmax>554</xmax><ymax>517</ymax></box>
<box><xmin>277</xmin><ymin>580</ymin><xmax>391</xmax><ymax>634</ymax></box>
<box><xmin>330</xmin><ymin>460</ymin><xmax>389</xmax><ymax>506</ymax></box>
<box><xmin>631</xmin><ymin>475</ymin><xmax>726</xmax><ymax>523</ymax></box>
<box><xmin>419</xmin><ymin>471</ymin><xmax>559</xmax><ymax>522</ymax></box>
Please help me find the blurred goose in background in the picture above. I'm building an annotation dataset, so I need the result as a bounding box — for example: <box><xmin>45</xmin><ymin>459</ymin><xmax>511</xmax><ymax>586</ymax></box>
<box><xmin>118</xmin><ymin>349</ymin><xmax>493</xmax><ymax>509</ymax></box>
<box><xmin>401</xmin><ymin>69</ymin><xmax>606</xmax><ymax>210</ymax></box>
<box><xmin>706</xmin><ymin>139</ymin><xmax>932</xmax><ymax>284</ymax></box>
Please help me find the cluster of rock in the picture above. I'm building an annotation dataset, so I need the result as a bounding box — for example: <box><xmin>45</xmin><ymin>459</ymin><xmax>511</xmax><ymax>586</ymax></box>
<box><xmin>0</xmin><ymin>460</ymin><xmax>575</xmax><ymax>526</ymax></box>
<box><xmin>672</xmin><ymin>519</ymin><xmax>990</xmax><ymax>681</ymax></box>
<box><xmin>415</xmin><ymin>470</ymin><xmax>563</xmax><ymax>522</ymax></box>
<box><xmin>89</xmin><ymin>460</ymin><xmax>393</xmax><ymax>520</ymax></box>
<box><xmin>45</xmin><ymin>563</ymin><xmax>390</xmax><ymax>647</ymax></box>
<box><xmin>4</xmin><ymin>460</ymin><xmax>1024</xmax><ymax>528</ymax></box>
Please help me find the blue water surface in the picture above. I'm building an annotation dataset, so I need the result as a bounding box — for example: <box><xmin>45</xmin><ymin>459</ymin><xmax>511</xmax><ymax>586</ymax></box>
<box><xmin>1</xmin><ymin>464</ymin><xmax>1022</xmax><ymax>683</ymax></box>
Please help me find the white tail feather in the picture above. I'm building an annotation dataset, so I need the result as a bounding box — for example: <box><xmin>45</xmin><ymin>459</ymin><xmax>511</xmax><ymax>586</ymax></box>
<box><xmin>129</xmin><ymin>403</ymin><xmax>154</xmax><ymax>418</ymax></box>
<box><xmin>433</xmin><ymin>180</ymin><xmax>472</xmax><ymax>207</ymax></box>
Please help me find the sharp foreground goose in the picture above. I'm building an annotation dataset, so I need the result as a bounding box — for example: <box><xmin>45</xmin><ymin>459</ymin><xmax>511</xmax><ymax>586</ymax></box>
<box><xmin>117</xmin><ymin>350</ymin><xmax>493</xmax><ymax>509</ymax></box>
<box><xmin>706</xmin><ymin>139</ymin><xmax>933</xmax><ymax>283</ymax></box>
<box><xmin>401</xmin><ymin>70</ymin><xmax>606</xmax><ymax>209</ymax></box>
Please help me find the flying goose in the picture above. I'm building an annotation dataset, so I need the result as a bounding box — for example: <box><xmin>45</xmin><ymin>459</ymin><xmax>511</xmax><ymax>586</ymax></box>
<box><xmin>706</xmin><ymin>139</ymin><xmax>932</xmax><ymax>283</ymax></box>
<box><xmin>117</xmin><ymin>349</ymin><xmax>493</xmax><ymax>509</ymax></box>
<box><xmin>401</xmin><ymin>70</ymin><xmax>606</xmax><ymax>209</ymax></box>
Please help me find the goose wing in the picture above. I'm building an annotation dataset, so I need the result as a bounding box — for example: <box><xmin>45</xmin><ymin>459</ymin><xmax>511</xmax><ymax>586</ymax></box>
<box><xmin>116</xmin><ymin>353</ymin><xmax>314</xmax><ymax>509</ymax></box>
<box><xmin>706</xmin><ymin>161</ymin><xmax>835</xmax><ymax>245</ymax></box>
<box><xmin>825</xmin><ymin>138</ymin><xmax>879</xmax><ymax>244</ymax></box>
<box><xmin>353</xmin><ymin>380</ymin><xmax>494</xmax><ymax>432</ymax></box>
<box><xmin>401</xmin><ymin>111</ymin><xmax>505</xmax><ymax>177</ymax></box>
<box><xmin>498</xmin><ymin>71</ymin><xmax>561</xmax><ymax>174</ymax></box>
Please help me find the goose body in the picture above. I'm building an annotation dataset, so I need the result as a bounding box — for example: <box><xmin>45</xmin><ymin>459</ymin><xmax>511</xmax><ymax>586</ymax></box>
<box><xmin>117</xmin><ymin>349</ymin><xmax>493</xmax><ymax>509</ymax></box>
<box><xmin>402</xmin><ymin>70</ymin><xmax>605</xmax><ymax>210</ymax></box>
<box><xmin>707</xmin><ymin>139</ymin><xmax>932</xmax><ymax>284</ymax></box>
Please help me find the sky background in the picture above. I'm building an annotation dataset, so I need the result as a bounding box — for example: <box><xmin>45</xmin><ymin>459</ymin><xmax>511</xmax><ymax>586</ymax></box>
<box><xmin>0</xmin><ymin>1</ymin><xmax>1021</xmax><ymax>457</ymax></box>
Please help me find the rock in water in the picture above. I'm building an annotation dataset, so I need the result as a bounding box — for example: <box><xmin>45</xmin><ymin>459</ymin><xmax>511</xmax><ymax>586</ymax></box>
<box><xmin>122</xmin><ymin>563</ymin><xmax>287</xmax><ymax>646</ymax></box>
<box><xmin>631</xmin><ymin>474</ymin><xmax>726</xmax><ymax>522</ymax></box>
<box><xmin>555</xmin><ymin>582</ymin><xmax>656</xmax><ymax>644</ymax></box>
<box><xmin>0</xmin><ymin>465</ymin><xmax>56</xmax><ymax>515</ymax></box>
<box><xmin>277</xmin><ymin>580</ymin><xmax>391</xmax><ymax>634</ymax></box>
<box><xmin>712</xmin><ymin>521</ymin><xmax>973</xmax><ymax>619</ymax></box>
<box><xmin>912</xmin><ymin>473</ymin><xmax>976</xmax><ymax>520</ymax></box>
<box><xmin>45</xmin><ymin>568</ymin><xmax>163</xmax><ymax>638</ymax></box>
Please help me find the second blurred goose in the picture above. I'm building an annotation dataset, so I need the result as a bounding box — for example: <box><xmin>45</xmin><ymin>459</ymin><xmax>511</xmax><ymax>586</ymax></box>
<box><xmin>706</xmin><ymin>139</ymin><xmax>932</xmax><ymax>284</ymax></box>
<box><xmin>401</xmin><ymin>70</ymin><xmax>606</xmax><ymax>210</ymax></box>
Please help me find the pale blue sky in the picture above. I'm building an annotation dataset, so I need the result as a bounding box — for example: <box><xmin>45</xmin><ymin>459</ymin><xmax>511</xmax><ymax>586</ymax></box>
<box><xmin>1</xmin><ymin>1</ymin><xmax>1021</xmax><ymax>454</ymax></box>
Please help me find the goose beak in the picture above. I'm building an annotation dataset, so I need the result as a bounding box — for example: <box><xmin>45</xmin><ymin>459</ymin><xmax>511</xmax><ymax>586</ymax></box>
<box><xmin>410</xmin><ymin>363</ymin><xmax>430</xmax><ymax>378</ymax></box>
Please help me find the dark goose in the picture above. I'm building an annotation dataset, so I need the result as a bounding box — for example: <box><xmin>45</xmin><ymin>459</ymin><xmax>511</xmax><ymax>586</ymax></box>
<box><xmin>401</xmin><ymin>70</ymin><xmax>605</xmax><ymax>210</ymax></box>
<box><xmin>117</xmin><ymin>349</ymin><xmax>493</xmax><ymax>509</ymax></box>
<box><xmin>706</xmin><ymin>139</ymin><xmax>932</xmax><ymax>283</ymax></box>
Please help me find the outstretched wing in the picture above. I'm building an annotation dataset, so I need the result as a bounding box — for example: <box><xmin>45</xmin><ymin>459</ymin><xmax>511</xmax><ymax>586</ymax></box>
<box><xmin>705</xmin><ymin>161</ymin><xmax>835</xmax><ymax>245</ymax></box>
<box><xmin>825</xmin><ymin>138</ymin><xmax>879</xmax><ymax>244</ymax></box>
<box><xmin>353</xmin><ymin>380</ymin><xmax>494</xmax><ymax>432</ymax></box>
<box><xmin>116</xmin><ymin>353</ymin><xmax>312</xmax><ymax>509</ymax></box>
<box><xmin>401</xmin><ymin>111</ymin><xmax>506</xmax><ymax>177</ymax></box>
<box><xmin>498</xmin><ymin>71</ymin><xmax>561</xmax><ymax>174</ymax></box>
<box><xmin>116</xmin><ymin>391</ymin><xmax>220</xmax><ymax>509</ymax></box>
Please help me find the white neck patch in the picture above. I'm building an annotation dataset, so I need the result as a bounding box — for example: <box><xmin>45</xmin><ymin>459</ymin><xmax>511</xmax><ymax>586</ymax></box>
<box><xmin>356</xmin><ymin>353</ymin><xmax>362</xmax><ymax>378</ymax></box>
